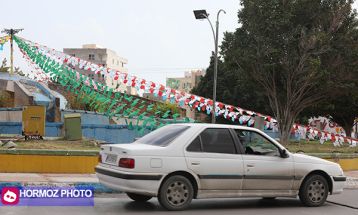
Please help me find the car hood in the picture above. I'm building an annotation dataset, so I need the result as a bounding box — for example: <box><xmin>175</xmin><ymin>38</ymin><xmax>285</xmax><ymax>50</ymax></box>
<box><xmin>292</xmin><ymin>153</ymin><xmax>337</xmax><ymax>166</ymax></box>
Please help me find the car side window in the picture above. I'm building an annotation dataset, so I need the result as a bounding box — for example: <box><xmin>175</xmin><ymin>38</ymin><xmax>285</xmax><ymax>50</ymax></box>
<box><xmin>187</xmin><ymin>136</ymin><xmax>202</xmax><ymax>152</ymax></box>
<box><xmin>200</xmin><ymin>128</ymin><xmax>236</xmax><ymax>154</ymax></box>
<box><xmin>235</xmin><ymin>129</ymin><xmax>280</xmax><ymax>157</ymax></box>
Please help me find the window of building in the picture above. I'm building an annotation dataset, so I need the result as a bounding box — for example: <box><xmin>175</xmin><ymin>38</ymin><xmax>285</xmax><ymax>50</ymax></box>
<box><xmin>89</xmin><ymin>54</ymin><xmax>95</xmax><ymax>60</ymax></box>
<box><xmin>71</xmin><ymin>54</ymin><xmax>75</xmax><ymax>57</ymax></box>
<box><xmin>235</xmin><ymin>130</ymin><xmax>280</xmax><ymax>156</ymax></box>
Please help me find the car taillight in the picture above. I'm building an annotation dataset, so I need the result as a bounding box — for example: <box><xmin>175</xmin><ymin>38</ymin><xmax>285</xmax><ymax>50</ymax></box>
<box><xmin>118</xmin><ymin>158</ymin><xmax>135</xmax><ymax>169</ymax></box>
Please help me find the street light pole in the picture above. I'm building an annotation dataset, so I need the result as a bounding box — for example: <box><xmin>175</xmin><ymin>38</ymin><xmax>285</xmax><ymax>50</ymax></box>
<box><xmin>2</xmin><ymin>28</ymin><xmax>23</xmax><ymax>75</ymax></box>
<box><xmin>194</xmin><ymin>9</ymin><xmax>226</xmax><ymax>124</ymax></box>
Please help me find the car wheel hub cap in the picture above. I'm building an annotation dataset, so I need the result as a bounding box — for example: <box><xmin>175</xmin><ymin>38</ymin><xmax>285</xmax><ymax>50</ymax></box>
<box><xmin>307</xmin><ymin>180</ymin><xmax>325</xmax><ymax>203</ymax></box>
<box><xmin>166</xmin><ymin>181</ymin><xmax>189</xmax><ymax>206</ymax></box>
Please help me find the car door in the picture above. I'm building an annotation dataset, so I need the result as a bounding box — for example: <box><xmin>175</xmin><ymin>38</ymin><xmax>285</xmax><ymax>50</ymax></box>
<box><xmin>184</xmin><ymin>128</ymin><xmax>245</xmax><ymax>190</ymax></box>
<box><xmin>234</xmin><ymin>129</ymin><xmax>294</xmax><ymax>191</ymax></box>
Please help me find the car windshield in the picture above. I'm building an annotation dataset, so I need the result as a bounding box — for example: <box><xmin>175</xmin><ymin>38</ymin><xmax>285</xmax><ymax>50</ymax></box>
<box><xmin>136</xmin><ymin>125</ymin><xmax>190</xmax><ymax>147</ymax></box>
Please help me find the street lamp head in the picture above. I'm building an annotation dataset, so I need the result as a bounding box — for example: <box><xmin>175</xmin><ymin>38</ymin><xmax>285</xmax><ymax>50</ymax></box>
<box><xmin>193</xmin><ymin>10</ymin><xmax>208</xmax><ymax>20</ymax></box>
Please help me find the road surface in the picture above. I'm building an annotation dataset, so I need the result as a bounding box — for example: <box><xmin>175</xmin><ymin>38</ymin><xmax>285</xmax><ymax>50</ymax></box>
<box><xmin>0</xmin><ymin>191</ymin><xmax>357</xmax><ymax>215</ymax></box>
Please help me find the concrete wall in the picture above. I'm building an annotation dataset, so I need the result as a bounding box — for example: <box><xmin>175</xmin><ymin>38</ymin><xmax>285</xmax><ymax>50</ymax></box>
<box><xmin>82</xmin><ymin>124</ymin><xmax>149</xmax><ymax>143</ymax></box>
<box><xmin>61</xmin><ymin>110</ymin><xmax>110</xmax><ymax>125</ymax></box>
<box><xmin>13</xmin><ymin>81</ymin><xmax>33</xmax><ymax>107</ymax></box>
<box><xmin>0</xmin><ymin>108</ymin><xmax>22</xmax><ymax>122</ymax></box>
<box><xmin>0</xmin><ymin>79</ymin><xmax>7</xmax><ymax>91</ymax></box>
<box><xmin>0</xmin><ymin>121</ymin><xmax>146</xmax><ymax>143</ymax></box>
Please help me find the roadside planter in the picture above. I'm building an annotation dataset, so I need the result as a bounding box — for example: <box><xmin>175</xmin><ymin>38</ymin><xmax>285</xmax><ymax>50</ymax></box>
<box><xmin>308</xmin><ymin>153</ymin><xmax>358</xmax><ymax>171</ymax></box>
<box><xmin>0</xmin><ymin>150</ymin><xmax>357</xmax><ymax>173</ymax></box>
<box><xmin>0</xmin><ymin>149</ymin><xmax>99</xmax><ymax>173</ymax></box>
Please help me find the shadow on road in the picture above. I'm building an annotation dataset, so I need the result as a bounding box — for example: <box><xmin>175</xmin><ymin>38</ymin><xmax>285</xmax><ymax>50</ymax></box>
<box><xmin>122</xmin><ymin>198</ymin><xmax>311</xmax><ymax>212</ymax></box>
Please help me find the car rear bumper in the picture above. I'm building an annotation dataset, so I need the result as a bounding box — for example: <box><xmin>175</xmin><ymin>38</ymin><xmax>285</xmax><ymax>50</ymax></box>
<box><xmin>331</xmin><ymin>176</ymin><xmax>346</xmax><ymax>194</ymax></box>
<box><xmin>95</xmin><ymin>165</ymin><xmax>163</xmax><ymax>196</ymax></box>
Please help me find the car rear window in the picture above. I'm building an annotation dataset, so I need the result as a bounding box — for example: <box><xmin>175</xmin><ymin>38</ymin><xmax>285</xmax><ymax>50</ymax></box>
<box><xmin>136</xmin><ymin>125</ymin><xmax>190</xmax><ymax>146</ymax></box>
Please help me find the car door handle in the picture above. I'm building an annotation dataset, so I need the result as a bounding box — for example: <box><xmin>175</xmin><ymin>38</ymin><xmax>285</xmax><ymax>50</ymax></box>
<box><xmin>191</xmin><ymin>162</ymin><xmax>200</xmax><ymax>166</ymax></box>
<box><xmin>246</xmin><ymin>164</ymin><xmax>255</xmax><ymax>168</ymax></box>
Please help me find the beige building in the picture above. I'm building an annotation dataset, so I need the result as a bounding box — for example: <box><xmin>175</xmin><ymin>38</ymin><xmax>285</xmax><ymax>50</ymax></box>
<box><xmin>63</xmin><ymin>44</ymin><xmax>128</xmax><ymax>82</ymax></box>
<box><xmin>166</xmin><ymin>69</ymin><xmax>206</xmax><ymax>93</ymax></box>
<box><xmin>63</xmin><ymin>44</ymin><xmax>132</xmax><ymax>93</ymax></box>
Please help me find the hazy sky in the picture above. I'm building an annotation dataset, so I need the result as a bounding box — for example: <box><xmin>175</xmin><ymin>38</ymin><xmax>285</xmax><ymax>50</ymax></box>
<box><xmin>1</xmin><ymin>0</ymin><xmax>357</xmax><ymax>85</ymax></box>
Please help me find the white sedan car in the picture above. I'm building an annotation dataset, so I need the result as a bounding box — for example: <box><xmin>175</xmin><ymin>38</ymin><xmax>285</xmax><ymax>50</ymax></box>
<box><xmin>96</xmin><ymin>123</ymin><xmax>346</xmax><ymax>211</ymax></box>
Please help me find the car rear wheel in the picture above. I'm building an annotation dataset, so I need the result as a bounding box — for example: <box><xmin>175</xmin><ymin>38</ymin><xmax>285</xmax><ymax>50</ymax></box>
<box><xmin>126</xmin><ymin>192</ymin><xmax>152</xmax><ymax>202</ymax></box>
<box><xmin>299</xmin><ymin>174</ymin><xmax>329</xmax><ymax>207</ymax></box>
<box><xmin>158</xmin><ymin>175</ymin><xmax>194</xmax><ymax>211</ymax></box>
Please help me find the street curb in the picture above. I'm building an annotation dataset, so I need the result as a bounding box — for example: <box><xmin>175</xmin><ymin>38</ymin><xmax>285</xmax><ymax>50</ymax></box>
<box><xmin>0</xmin><ymin>182</ymin><xmax>119</xmax><ymax>194</ymax></box>
<box><xmin>327</xmin><ymin>201</ymin><xmax>358</xmax><ymax>210</ymax></box>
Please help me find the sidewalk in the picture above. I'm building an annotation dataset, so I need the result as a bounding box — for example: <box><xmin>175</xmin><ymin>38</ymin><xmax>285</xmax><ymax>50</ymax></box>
<box><xmin>0</xmin><ymin>172</ymin><xmax>357</xmax><ymax>191</ymax></box>
<box><xmin>344</xmin><ymin>171</ymin><xmax>358</xmax><ymax>189</ymax></box>
<box><xmin>0</xmin><ymin>173</ymin><xmax>98</xmax><ymax>183</ymax></box>
<box><xmin>0</xmin><ymin>173</ymin><xmax>114</xmax><ymax>193</ymax></box>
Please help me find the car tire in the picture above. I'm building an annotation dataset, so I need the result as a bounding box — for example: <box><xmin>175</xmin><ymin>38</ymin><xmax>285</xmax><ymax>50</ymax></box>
<box><xmin>158</xmin><ymin>175</ymin><xmax>194</xmax><ymax>211</ymax></box>
<box><xmin>126</xmin><ymin>192</ymin><xmax>152</xmax><ymax>202</ymax></box>
<box><xmin>299</xmin><ymin>174</ymin><xmax>329</xmax><ymax>207</ymax></box>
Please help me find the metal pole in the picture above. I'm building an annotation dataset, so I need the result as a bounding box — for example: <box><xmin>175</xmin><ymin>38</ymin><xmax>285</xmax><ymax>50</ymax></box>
<box><xmin>10</xmin><ymin>29</ymin><xmax>14</xmax><ymax>76</ymax></box>
<box><xmin>212</xmin><ymin>19</ymin><xmax>219</xmax><ymax>124</ymax></box>
<box><xmin>211</xmin><ymin>10</ymin><xmax>226</xmax><ymax>124</ymax></box>
<box><xmin>194</xmin><ymin>10</ymin><xmax>225</xmax><ymax>124</ymax></box>
<box><xmin>1</xmin><ymin>28</ymin><xmax>23</xmax><ymax>76</ymax></box>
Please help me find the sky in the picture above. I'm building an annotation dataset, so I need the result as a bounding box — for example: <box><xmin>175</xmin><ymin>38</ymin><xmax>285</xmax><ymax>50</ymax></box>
<box><xmin>0</xmin><ymin>0</ymin><xmax>357</xmax><ymax>85</ymax></box>
<box><xmin>0</xmin><ymin>0</ymin><xmax>239</xmax><ymax>85</ymax></box>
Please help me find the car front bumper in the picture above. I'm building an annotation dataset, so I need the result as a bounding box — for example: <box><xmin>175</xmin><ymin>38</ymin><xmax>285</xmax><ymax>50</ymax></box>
<box><xmin>95</xmin><ymin>165</ymin><xmax>163</xmax><ymax>196</ymax></box>
<box><xmin>331</xmin><ymin>176</ymin><xmax>346</xmax><ymax>194</ymax></box>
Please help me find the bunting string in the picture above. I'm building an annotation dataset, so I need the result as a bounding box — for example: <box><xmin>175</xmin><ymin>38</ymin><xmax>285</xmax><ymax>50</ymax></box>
<box><xmin>14</xmin><ymin>36</ymin><xmax>358</xmax><ymax>146</ymax></box>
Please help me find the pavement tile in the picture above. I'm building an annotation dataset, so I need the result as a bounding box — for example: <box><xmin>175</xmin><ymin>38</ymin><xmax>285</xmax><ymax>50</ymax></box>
<box><xmin>46</xmin><ymin>176</ymin><xmax>99</xmax><ymax>183</ymax></box>
<box><xmin>0</xmin><ymin>173</ymin><xmax>47</xmax><ymax>182</ymax></box>
<box><xmin>345</xmin><ymin>171</ymin><xmax>358</xmax><ymax>178</ymax></box>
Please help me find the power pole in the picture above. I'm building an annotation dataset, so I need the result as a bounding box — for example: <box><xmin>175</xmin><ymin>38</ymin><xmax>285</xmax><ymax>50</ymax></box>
<box><xmin>1</xmin><ymin>28</ymin><xmax>23</xmax><ymax>75</ymax></box>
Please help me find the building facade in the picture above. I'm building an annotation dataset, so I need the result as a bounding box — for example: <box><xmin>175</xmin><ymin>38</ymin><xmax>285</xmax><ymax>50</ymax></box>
<box><xmin>166</xmin><ymin>69</ymin><xmax>206</xmax><ymax>93</ymax></box>
<box><xmin>63</xmin><ymin>44</ymin><xmax>128</xmax><ymax>83</ymax></box>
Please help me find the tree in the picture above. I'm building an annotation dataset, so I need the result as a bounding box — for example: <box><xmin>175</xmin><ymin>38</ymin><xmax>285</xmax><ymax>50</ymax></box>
<box><xmin>152</xmin><ymin>101</ymin><xmax>181</xmax><ymax>119</ymax></box>
<box><xmin>299</xmin><ymin>2</ymin><xmax>358</xmax><ymax>138</ymax></box>
<box><xmin>191</xmin><ymin>53</ymin><xmax>272</xmax><ymax>124</ymax></box>
<box><xmin>14</xmin><ymin>67</ymin><xmax>25</xmax><ymax>76</ymax></box>
<box><xmin>0</xmin><ymin>58</ymin><xmax>9</xmax><ymax>73</ymax></box>
<box><xmin>219</xmin><ymin>0</ymin><xmax>357</xmax><ymax>144</ymax></box>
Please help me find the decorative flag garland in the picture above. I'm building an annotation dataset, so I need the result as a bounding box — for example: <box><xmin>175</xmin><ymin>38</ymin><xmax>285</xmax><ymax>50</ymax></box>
<box><xmin>14</xmin><ymin>36</ymin><xmax>358</xmax><ymax>146</ymax></box>
<box><xmin>14</xmin><ymin>36</ymin><xmax>188</xmax><ymax>134</ymax></box>
<box><xmin>0</xmin><ymin>35</ymin><xmax>10</xmax><ymax>51</ymax></box>
<box><xmin>17</xmin><ymin>37</ymin><xmax>272</xmax><ymax>126</ymax></box>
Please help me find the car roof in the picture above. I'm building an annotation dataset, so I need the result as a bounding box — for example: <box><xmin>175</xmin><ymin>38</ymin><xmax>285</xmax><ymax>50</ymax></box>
<box><xmin>170</xmin><ymin>123</ymin><xmax>261</xmax><ymax>131</ymax></box>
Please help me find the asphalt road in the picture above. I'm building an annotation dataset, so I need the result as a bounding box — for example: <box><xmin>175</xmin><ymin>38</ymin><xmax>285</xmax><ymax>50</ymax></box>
<box><xmin>1</xmin><ymin>192</ymin><xmax>357</xmax><ymax>215</ymax></box>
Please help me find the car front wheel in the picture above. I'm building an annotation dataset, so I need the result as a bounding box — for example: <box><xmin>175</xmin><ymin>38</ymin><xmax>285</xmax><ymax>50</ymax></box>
<box><xmin>158</xmin><ymin>175</ymin><xmax>194</xmax><ymax>211</ymax></box>
<box><xmin>299</xmin><ymin>174</ymin><xmax>329</xmax><ymax>207</ymax></box>
<box><xmin>126</xmin><ymin>192</ymin><xmax>152</xmax><ymax>202</ymax></box>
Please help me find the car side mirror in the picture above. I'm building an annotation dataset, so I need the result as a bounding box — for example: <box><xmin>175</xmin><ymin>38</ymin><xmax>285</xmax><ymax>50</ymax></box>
<box><xmin>280</xmin><ymin>149</ymin><xmax>289</xmax><ymax>158</ymax></box>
